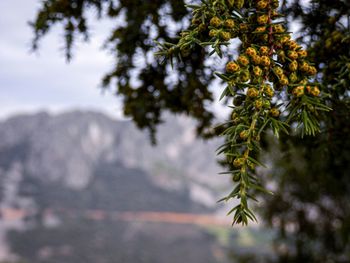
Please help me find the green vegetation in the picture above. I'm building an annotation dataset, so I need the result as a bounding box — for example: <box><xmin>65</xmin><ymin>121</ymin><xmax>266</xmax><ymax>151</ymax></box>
<box><xmin>29</xmin><ymin>0</ymin><xmax>350</xmax><ymax>261</ymax></box>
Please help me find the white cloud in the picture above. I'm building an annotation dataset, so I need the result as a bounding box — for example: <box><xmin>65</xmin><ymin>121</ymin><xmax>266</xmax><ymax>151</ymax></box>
<box><xmin>0</xmin><ymin>0</ymin><xmax>123</xmax><ymax>119</ymax></box>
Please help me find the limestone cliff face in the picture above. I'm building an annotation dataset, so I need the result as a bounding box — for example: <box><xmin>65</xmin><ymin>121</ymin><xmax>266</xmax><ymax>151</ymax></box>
<box><xmin>0</xmin><ymin>110</ymin><xmax>229</xmax><ymax>262</ymax></box>
<box><xmin>0</xmin><ymin>110</ymin><xmax>227</xmax><ymax>210</ymax></box>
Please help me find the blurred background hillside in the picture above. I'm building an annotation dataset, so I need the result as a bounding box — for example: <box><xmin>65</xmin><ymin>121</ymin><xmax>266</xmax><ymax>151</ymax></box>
<box><xmin>0</xmin><ymin>111</ymin><xmax>273</xmax><ymax>263</ymax></box>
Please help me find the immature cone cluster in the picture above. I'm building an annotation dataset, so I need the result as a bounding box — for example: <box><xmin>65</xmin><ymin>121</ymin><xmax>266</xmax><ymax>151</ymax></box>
<box><xmin>217</xmin><ymin>0</ymin><xmax>322</xmax><ymax>224</ymax></box>
<box><xmin>208</xmin><ymin>15</ymin><xmax>237</xmax><ymax>42</ymax></box>
<box><xmin>158</xmin><ymin>0</ymin><xmax>328</xmax><ymax>226</ymax></box>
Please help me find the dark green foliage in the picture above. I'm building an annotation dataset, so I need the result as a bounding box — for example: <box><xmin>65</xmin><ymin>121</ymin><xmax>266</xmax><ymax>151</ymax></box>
<box><xmin>255</xmin><ymin>0</ymin><xmax>350</xmax><ymax>261</ymax></box>
<box><xmin>157</xmin><ymin>0</ymin><xmax>330</xmax><ymax>225</ymax></box>
<box><xmin>30</xmin><ymin>0</ymin><xmax>350</xmax><ymax>261</ymax></box>
<box><xmin>31</xmin><ymin>0</ymin><xmax>215</xmax><ymax>142</ymax></box>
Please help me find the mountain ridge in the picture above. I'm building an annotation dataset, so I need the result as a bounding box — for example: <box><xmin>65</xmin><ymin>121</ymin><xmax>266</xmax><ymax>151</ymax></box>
<box><xmin>0</xmin><ymin>110</ymin><xmax>233</xmax><ymax>263</ymax></box>
<box><xmin>0</xmin><ymin>110</ymin><xmax>228</xmax><ymax>206</ymax></box>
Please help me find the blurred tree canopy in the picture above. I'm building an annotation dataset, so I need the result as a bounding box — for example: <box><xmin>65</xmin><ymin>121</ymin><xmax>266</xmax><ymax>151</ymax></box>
<box><xmin>31</xmin><ymin>0</ymin><xmax>350</xmax><ymax>261</ymax></box>
<box><xmin>258</xmin><ymin>0</ymin><xmax>350</xmax><ymax>262</ymax></box>
<box><xmin>31</xmin><ymin>0</ymin><xmax>216</xmax><ymax>143</ymax></box>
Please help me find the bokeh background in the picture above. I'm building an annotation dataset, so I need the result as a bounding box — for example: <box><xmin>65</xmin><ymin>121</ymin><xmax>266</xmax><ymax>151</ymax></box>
<box><xmin>0</xmin><ymin>1</ymin><xmax>272</xmax><ymax>262</ymax></box>
<box><xmin>1</xmin><ymin>0</ymin><xmax>350</xmax><ymax>262</ymax></box>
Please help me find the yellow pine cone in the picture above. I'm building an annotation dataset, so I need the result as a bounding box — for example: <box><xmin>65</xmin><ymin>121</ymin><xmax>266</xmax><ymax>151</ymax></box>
<box><xmin>260</xmin><ymin>56</ymin><xmax>271</xmax><ymax>67</ymax></box>
<box><xmin>251</xmin><ymin>55</ymin><xmax>261</xmax><ymax>65</ymax></box>
<box><xmin>306</xmin><ymin>86</ymin><xmax>320</xmax><ymax>96</ymax></box>
<box><xmin>307</xmin><ymin>66</ymin><xmax>317</xmax><ymax>75</ymax></box>
<box><xmin>271</xmin><ymin>10</ymin><xmax>280</xmax><ymax>18</ymax></box>
<box><xmin>254</xmin><ymin>99</ymin><xmax>263</xmax><ymax>110</ymax></box>
<box><xmin>253</xmin><ymin>66</ymin><xmax>263</xmax><ymax>77</ymax></box>
<box><xmin>311</xmin><ymin>87</ymin><xmax>320</xmax><ymax>97</ymax></box>
<box><xmin>292</xmin><ymin>86</ymin><xmax>305</xmax><ymax>97</ymax></box>
<box><xmin>240</xmin><ymin>70</ymin><xmax>250</xmax><ymax>82</ymax></box>
<box><xmin>235</xmin><ymin>0</ymin><xmax>244</xmax><ymax>9</ymax></box>
<box><xmin>220</xmin><ymin>31</ymin><xmax>231</xmax><ymax>41</ymax></box>
<box><xmin>269</xmin><ymin>108</ymin><xmax>280</xmax><ymax>118</ymax></box>
<box><xmin>237</xmin><ymin>55</ymin><xmax>250</xmax><ymax>66</ymax></box>
<box><xmin>289</xmin><ymin>72</ymin><xmax>298</xmax><ymax>83</ymax></box>
<box><xmin>279</xmin><ymin>75</ymin><xmax>289</xmax><ymax>85</ymax></box>
<box><xmin>300</xmin><ymin>79</ymin><xmax>308</xmax><ymax>85</ymax></box>
<box><xmin>210</xmin><ymin>17</ymin><xmax>221</xmax><ymax>28</ymax></box>
<box><xmin>260</xmin><ymin>46</ymin><xmax>269</xmax><ymax>56</ymax></box>
<box><xmin>246</xmin><ymin>47</ymin><xmax>257</xmax><ymax>57</ymax></box>
<box><xmin>209</xmin><ymin>29</ymin><xmax>218</xmax><ymax>38</ymax></box>
<box><xmin>247</xmin><ymin>87</ymin><xmax>259</xmax><ymax>98</ymax></box>
<box><xmin>289</xmin><ymin>61</ymin><xmax>298</xmax><ymax>72</ymax></box>
<box><xmin>299</xmin><ymin>61</ymin><xmax>310</xmax><ymax>72</ymax></box>
<box><xmin>285</xmin><ymin>40</ymin><xmax>298</xmax><ymax>50</ymax></box>
<box><xmin>224</xmin><ymin>19</ymin><xmax>235</xmax><ymax>29</ymax></box>
<box><xmin>277</xmin><ymin>50</ymin><xmax>286</xmax><ymax>62</ymax></box>
<box><xmin>274</xmin><ymin>66</ymin><xmax>284</xmax><ymax>76</ymax></box>
<box><xmin>226</xmin><ymin>62</ymin><xmax>240</xmax><ymax>73</ymax></box>
<box><xmin>257</xmin><ymin>15</ymin><xmax>269</xmax><ymax>25</ymax></box>
<box><xmin>273</xmin><ymin>24</ymin><xmax>285</xmax><ymax>33</ymax></box>
<box><xmin>298</xmin><ymin>50</ymin><xmax>308</xmax><ymax>58</ymax></box>
<box><xmin>287</xmin><ymin>50</ymin><xmax>298</xmax><ymax>60</ymax></box>
<box><xmin>263</xmin><ymin>84</ymin><xmax>274</xmax><ymax>97</ymax></box>
<box><xmin>280</xmin><ymin>35</ymin><xmax>291</xmax><ymax>44</ymax></box>
<box><xmin>256</xmin><ymin>0</ymin><xmax>268</xmax><ymax>9</ymax></box>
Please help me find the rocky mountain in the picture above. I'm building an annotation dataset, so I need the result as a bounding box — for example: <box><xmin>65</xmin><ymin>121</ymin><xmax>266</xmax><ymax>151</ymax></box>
<box><xmin>0</xmin><ymin>110</ymin><xmax>248</xmax><ymax>263</ymax></box>
<box><xmin>0</xmin><ymin>111</ymin><xmax>227</xmax><ymax>208</ymax></box>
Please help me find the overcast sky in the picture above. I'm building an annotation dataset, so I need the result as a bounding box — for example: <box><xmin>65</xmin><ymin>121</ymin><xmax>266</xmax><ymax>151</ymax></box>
<box><xmin>2</xmin><ymin>1</ymin><xmax>287</xmax><ymax>121</ymax></box>
<box><xmin>0</xmin><ymin>0</ymin><xmax>124</xmax><ymax>120</ymax></box>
